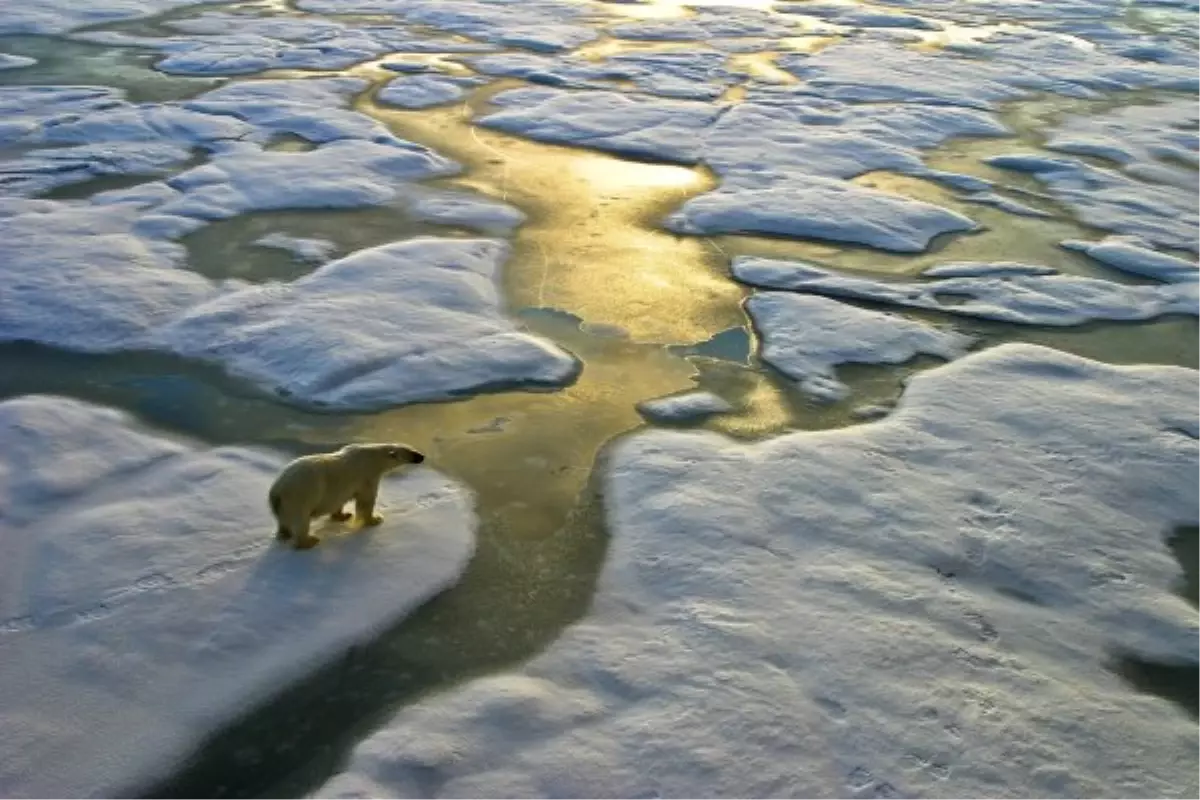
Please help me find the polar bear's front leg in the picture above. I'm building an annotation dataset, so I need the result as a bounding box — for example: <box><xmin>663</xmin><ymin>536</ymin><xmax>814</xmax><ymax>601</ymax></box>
<box><xmin>291</xmin><ymin>517</ymin><xmax>321</xmax><ymax>550</ymax></box>
<box><xmin>355</xmin><ymin>483</ymin><xmax>384</xmax><ymax>526</ymax></box>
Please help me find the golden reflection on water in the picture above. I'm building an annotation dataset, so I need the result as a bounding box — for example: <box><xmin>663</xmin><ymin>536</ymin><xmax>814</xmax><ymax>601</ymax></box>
<box><xmin>360</xmin><ymin>85</ymin><xmax>748</xmax><ymax>345</ymax></box>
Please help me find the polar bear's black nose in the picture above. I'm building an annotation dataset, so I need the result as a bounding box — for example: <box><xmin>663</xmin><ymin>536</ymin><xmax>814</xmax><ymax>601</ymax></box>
<box><xmin>412</xmin><ymin>451</ymin><xmax>426</xmax><ymax>464</ymax></box>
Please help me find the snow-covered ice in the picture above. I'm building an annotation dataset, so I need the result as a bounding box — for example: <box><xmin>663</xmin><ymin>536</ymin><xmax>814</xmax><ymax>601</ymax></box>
<box><xmin>636</xmin><ymin>390</ymin><xmax>733</xmax><ymax>424</ymax></box>
<box><xmin>156</xmin><ymin>238</ymin><xmax>578</xmax><ymax>409</ymax></box>
<box><xmin>0</xmin><ymin>53</ymin><xmax>35</xmax><ymax>70</ymax></box>
<box><xmin>0</xmin><ymin>394</ymin><xmax>477</xmax><ymax>798</ymax></box>
<box><xmin>778</xmin><ymin>32</ymin><xmax>1197</xmax><ymax>109</ymax></box>
<box><xmin>0</xmin><ymin>0</ymin><xmax>207</xmax><ymax>35</ymax></box>
<box><xmin>0</xmin><ymin>202</ymin><xmax>576</xmax><ymax>409</ymax></box>
<box><xmin>377</xmin><ymin>75</ymin><xmax>481</xmax><ymax>109</ymax></box>
<box><xmin>733</xmin><ymin>256</ymin><xmax>1199</xmax><ymax>326</ymax></box>
<box><xmin>478</xmin><ymin>88</ymin><xmax>721</xmax><ymax>164</ymax></box>
<box><xmin>316</xmin><ymin>343</ymin><xmax>1199</xmax><ymax>799</ymax></box>
<box><xmin>476</xmin><ymin>87</ymin><xmax>996</xmax><ymax>249</ymax></box>
<box><xmin>746</xmin><ymin>292</ymin><xmax>974</xmax><ymax>400</ymax></box>
<box><xmin>1062</xmin><ymin>236</ymin><xmax>1198</xmax><ymax>283</ymax></box>
<box><xmin>155</xmin><ymin>139</ymin><xmax>458</xmax><ymax>221</ymax></box>
<box><xmin>987</xmin><ymin>98</ymin><xmax>1198</xmax><ymax>253</ymax></box>
<box><xmin>666</xmin><ymin>176</ymin><xmax>977</xmax><ymax>252</ymax></box>
<box><xmin>297</xmin><ymin>0</ymin><xmax>602</xmax><ymax>53</ymax></box>
<box><xmin>253</xmin><ymin>232</ymin><xmax>338</xmax><ymax>265</ymax></box>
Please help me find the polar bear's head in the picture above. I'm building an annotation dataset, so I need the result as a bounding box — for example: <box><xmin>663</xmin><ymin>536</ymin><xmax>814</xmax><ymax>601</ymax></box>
<box><xmin>344</xmin><ymin>442</ymin><xmax>425</xmax><ymax>470</ymax></box>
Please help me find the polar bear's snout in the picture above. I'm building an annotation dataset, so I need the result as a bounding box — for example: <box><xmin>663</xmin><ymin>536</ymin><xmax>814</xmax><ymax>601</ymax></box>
<box><xmin>385</xmin><ymin>445</ymin><xmax>424</xmax><ymax>465</ymax></box>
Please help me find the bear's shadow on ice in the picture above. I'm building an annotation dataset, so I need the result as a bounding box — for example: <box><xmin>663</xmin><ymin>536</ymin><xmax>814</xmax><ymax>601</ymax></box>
<box><xmin>1109</xmin><ymin>524</ymin><xmax>1198</xmax><ymax>719</ymax></box>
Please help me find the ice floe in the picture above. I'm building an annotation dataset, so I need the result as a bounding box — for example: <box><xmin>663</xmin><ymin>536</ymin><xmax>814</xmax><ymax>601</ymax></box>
<box><xmin>377</xmin><ymin>74</ymin><xmax>482</xmax><ymax>109</ymax></box>
<box><xmin>478</xmin><ymin>88</ymin><xmax>721</xmax><ymax>164</ymax></box>
<box><xmin>1</xmin><ymin>203</ymin><xmax>575</xmax><ymax>409</ymax></box>
<box><xmin>746</xmin><ymin>292</ymin><xmax>974</xmax><ymax>400</ymax></box>
<box><xmin>732</xmin><ymin>255</ymin><xmax>1199</xmax><ymax>326</ymax></box>
<box><xmin>252</xmin><ymin>232</ymin><xmax>338</xmax><ymax>264</ymax></box>
<box><xmin>72</xmin><ymin>13</ymin><xmax>496</xmax><ymax>77</ymax></box>
<box><xmin>636</xmin><ymin>390</ymin><xmax>733</xmax><ymax>424</ymax></box>
<box><xmin>156</xmin><ymin>239</ymin><xmax>578</xmax><ymax>409</ymax></box>
<box><xmin>316</xmin><ymin>343</ymin><xmax>1199</xmax><ymax>799</ymax></box>
<box><xmin>297</xmin><ymin>0</ymin><xmax>602</xmax><ymax>52</ymax></box>
<box><xmin>0</xmin><ymin>0</ymin><xmax>206</xmax><ymax>35</ymax></box>
<box><xmin>0</xmin><ymin>394</ymin><xmax>477</xmax><ymax>798</ymax></box>
<box><xmin>666</xmin><ymin>176</ymin><xmax>976</xmax><ymax>252</ymax></box>
<box><xmin>986</xmin><ymin>153</ymin><xmax>1198</xmax><ymax>253</ymax></box>
<box><xmin>477</xmin><ymin>88</ymin><xmax>988</xmax><ymax>250</ymax></box>
<box><xmin>777</xmin><ymin>33</ymin><xmax>1197</xmax><ymax>109</ymax></box>
<box><xmin>0</xmin><ymin>53</ymin><xmax>35</xmax><ymax>70</ymax></box>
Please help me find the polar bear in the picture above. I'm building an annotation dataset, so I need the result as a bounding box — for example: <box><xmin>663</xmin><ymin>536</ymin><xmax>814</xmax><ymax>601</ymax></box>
<box><xmin>269</xmin><ymin>443</ymin><xmax>425</xmax><ymax>550</ymax></box>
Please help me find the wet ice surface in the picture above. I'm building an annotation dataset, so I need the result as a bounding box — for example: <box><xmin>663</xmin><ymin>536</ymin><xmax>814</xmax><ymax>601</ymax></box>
<box><xmin>317</xmin><ymin>345</ymin><xmax>1198</xmax><ymax>799</ymax></box>
<box><xmin>0</xmin><ymin>395</ymin><xmax>477</xmax><ymax>798</ymax></box>
<box><xmin>746</xmin><ymin>292</ymin><xmax>975</xmax><ymax>400</ymax></box>
<box><xmin>636</xmin><ymin>389</ymin><xmax>733</xmax><ymax>423</ymax></box>
<box><xmin>732</xmin><ymin>255</ymin><xmax>1199</xmax><ymax>326</ymax></box>
<box><xmin>0</xmin><ymin>0</ymin><xmax>1197</xmax><ymax>796</ymax></box>
<box><xmin>0</xmin><ymin>74</ymin><xmax>569</xmax><ymax>410</ymax></box>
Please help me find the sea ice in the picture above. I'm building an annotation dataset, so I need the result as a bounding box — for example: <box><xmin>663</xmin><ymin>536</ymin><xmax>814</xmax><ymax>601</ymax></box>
<box><xmin>476</xmin><ymin>87</ymin><xmax>995</xmax><ymax>249</ymax></box>
<box><xmin>987</xmin><ymin>153</ymin><xmax>1198</xmax><ymax>253</ymax></box>
<box><xmin>636</xmin><ymin>390</ymin><xmax>733</xmax><ymax>424</ymax></box>
<box><xmin>778</xmin><ymin>33</ymin><xmax>1197</xmax><ymax>109</ymax></box>
<box><xmin>732</xmin><ymin>255</ymin><xmax>1199</xmax><ymax>326</ymax></box>
<box><xmin>0</xmin><ymin>394</ymin><xmax>477</xmax><ymax>798</ymax></box>
<box><xmin>1062</xmin><ymin>236</ymin><xmax>1198</xmax><ymax>283</ymax></box>
<box><xmin>72</xmin><ymin>13</ymin><xmax>495</xmax><ymax>77</ymax></box>
<box><xmin>0</xmin><ymin>197</ymin><xmax>216</xmax><ymax>352</ymax></box>
<box><xmin>154</xmin><ymin>238</ymin><xmax>580</xmax><ymax>410</ymax></box>
<box><xmin>297</xmin><ymin>0</ymin><xmax>601</xmax><ymax>52</ymax></box>
<box><xmin>746</xmin><ymin>292</ymin><xmax>974</xmax><ymax>400</ymax></box>
<box><xmin>0</xmin><ymin>0</ymin><xmax>207</xmax><ymax>34</ymax></box>
<box><xmin>666</xmin><ymin>177</ymin><xmax>977</xmax><ymax>252</ymax></box>
<box><xmin>608</xmin><ymin>8</ymin><xmax>800</xmax><ymax>42</ymax></box>
<box><xmin>377</xmin><ymin>75</ymin><xmax>480</xmax><ymax>109</ymax></box>
<box><xmin>0</xmin><ymin>53</ymin><xmax>35</xmax><ymax>69</ymax></box>
<box><xmin>316</xmin><ymin>343</ymin><xmax>1199</xmax><ymax>799</ymax></box>
<box><xmin>252</xmin><ymin>232</ymin><xmax>338</xmax><ymax>264</ymax></box>
<box><xmin>0</xmin><ymin>199</ymin><xmax>574</xmax><ymax>409</ymax></box>
<box><xmin>478</xmin><ymin>88</ymin><xmax>721</xmax><ymax>164</ymax></box>
<box><xmin>154</xmin><ymin>139</ymin><xmax>459</xmax><ymax>221</ymax></box>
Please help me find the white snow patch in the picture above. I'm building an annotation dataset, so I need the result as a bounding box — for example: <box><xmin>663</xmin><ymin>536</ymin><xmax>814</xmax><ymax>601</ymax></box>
<box><xmin>987</xmin><ymin>152</ymin><xmax>1198</xmax><ymax>253</ymax></box>
<box><xmin>0</xmin><ymin>394</ymin><xmax>476</xmax><ymax>798</ymax></box>
<box><xmin>316</xmin><ymin>343</ymin><xmax>1199</xmax><ymax>799</ymax></box>
<box><xmin>252</xmin><ymin>232</ymin><xmax>338</xmax><ymax>264</ymax></box>
<box><xmin>0</xmin><ymin>201</ymin><xmax>574</xmax><ymax>408</ymax></box>
<box><xmin>0</xmin><ymin>0</ymin><xmax>208</xmax><ymax>34</ymax></box>
<box><xmin>0</xmin><ymin>53</ymin><xmax>35</xmax><ymax>69</ymax></box>
<box><xmin>478</xmin><ymin>88</ymin><xmax>721</xmax><ymax>164</ymax></box>
<box><xmin>377</xmin><ymin>75</ymin><xmax>480</xmax><ymax>109</ymax></box>
<box><xmin>156</xmin><ymin>139</ymin><xmax>458</xmax><ymax>221</ymax></box>
<box><xmin>72</xmin><ymin>14</ymin><xmax>495</xmax><ymax>77</ymax></box>
<box><xmin>476</xmin><ymin>88</ymin><xmax>995</xmax><ymax>248</ymax></box>
<box><xmin>636</xmin><ymin>390</ymin><xmax>733</xmax><ymax>423</ymax></box>
<box><xmin>732</xmin><ymin>255</ymin><xmax>1199</xmax><ymax>326</ymax></box>
<box><xmin>1062</xmin><ymin>236</ymin><xmax>1198</xmax><ymax>283</ymax></box>
<box><xmin>778</xmin><ymin>33</ymin><xmax>1197</xmax><ymax>109</ymax></box>
<box><xmin>297</xmin><ymin>0</ymin><xmax>601</xmax><ymax>52</ymax></box>
<box><xmin>154</xmin><ymin>238</ymin><xmax>579</xmax><ymax>410</ymax></box>
<box><xmin>667</xmin><ymin>177</ymin><xmax>977</xmax><ymax>252</ymax></box>
<box><xmin>747</xmin><ymin>292</ymin><xmax>975</xmax><ymax>400</ymax></box>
